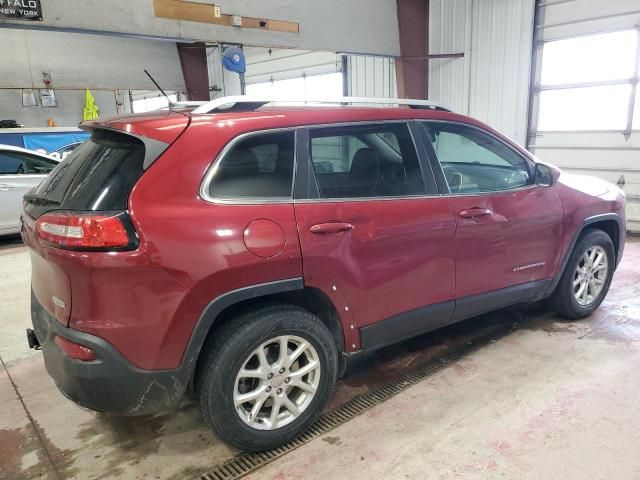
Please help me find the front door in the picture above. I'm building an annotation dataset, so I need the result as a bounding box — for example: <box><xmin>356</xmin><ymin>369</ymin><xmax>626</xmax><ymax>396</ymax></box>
<box><xmin>420</xmin><ymin>121</ymin><xmax>564</xmax><ymax>318</ymax></box>
<box><xmin>294</xmin><ymin>122</ymin><xmax>457</xmax><ymax>352</ymax></box>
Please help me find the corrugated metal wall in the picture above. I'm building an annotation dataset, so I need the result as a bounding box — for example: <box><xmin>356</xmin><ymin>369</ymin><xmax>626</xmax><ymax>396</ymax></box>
<box><xmin>529</xmin><ymin>0</ymin><xmax>640</xmax><ymax>231</ymax></box>
<box><xmin>429</xmin><ymin>0</ymin><xmax>535</xmax><ymax>145</ymax></box>
<box><xmin>345</xmin><ymin>56</ymin><xmax>397</xmax><ymax>98</ymax></box>
<box><xmin>428</xmin><ymin>0</ymin><xmax>469</xmax><ymax>112</ymax></box>
<box><xmin>345</xmin><ymin>0</ymin><xmax>535</xmax><ymax>144</ymax></box>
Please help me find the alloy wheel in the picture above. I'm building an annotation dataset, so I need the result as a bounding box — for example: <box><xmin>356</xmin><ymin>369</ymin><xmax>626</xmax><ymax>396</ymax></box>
<box><xmin>233</xmin><ymin>335</ymin><xmax>321</xmax><ymax>430</ymax></box>
<box><xmin>573</xmin><ymin>245</ymin><xmax>608</xmax><ymax>306</ymax></box>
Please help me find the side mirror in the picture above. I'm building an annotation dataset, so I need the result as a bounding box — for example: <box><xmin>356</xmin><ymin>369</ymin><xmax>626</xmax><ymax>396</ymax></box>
<box><xmin>534</xmin><ymin>163</ymin><xmax>554</xmax><ymax>187</ymax></box>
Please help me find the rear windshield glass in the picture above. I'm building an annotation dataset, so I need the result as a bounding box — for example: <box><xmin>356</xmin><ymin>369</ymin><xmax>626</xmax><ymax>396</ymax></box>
<box><xmin>25</xmin><ymin>130</ymin><xmax>145</xmax><ymax>218</ymax></box>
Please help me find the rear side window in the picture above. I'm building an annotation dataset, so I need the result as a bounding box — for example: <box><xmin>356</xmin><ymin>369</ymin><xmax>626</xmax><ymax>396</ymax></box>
<box><xmin>309</xmin><ymin>123</ymin><xmax>425</xmax><ymax>199</ymax></box>
<box><xmin>0</xmin><ymin>151</ymin><xmax>57</xmax><ymax>175</ymax></box>
<box><xmin>25</xmin><ymin>130</ymin><xmax>145</xmax><ymax>218</ymax></box>
<box><xmin>206</xmin><ymin>131</ymin><xmax>295</xmax><ymax>199</ymax></box>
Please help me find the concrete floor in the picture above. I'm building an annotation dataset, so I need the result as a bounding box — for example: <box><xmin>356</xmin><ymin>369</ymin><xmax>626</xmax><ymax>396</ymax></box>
<box><xmin>1</xmin><ymin>235</ymin><xmax>640</xmax><ymax>480</ymax></box>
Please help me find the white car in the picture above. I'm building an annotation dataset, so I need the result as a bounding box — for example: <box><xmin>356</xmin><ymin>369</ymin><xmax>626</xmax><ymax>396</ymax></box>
<box><xmin>0</xmin><ymin>144</ymin><xmax>60</xmax><ymax>236</ymax></box>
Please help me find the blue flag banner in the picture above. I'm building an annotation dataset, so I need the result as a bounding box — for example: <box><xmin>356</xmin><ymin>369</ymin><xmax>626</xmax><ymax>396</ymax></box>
<box><xmin>0</xmin><ymin>131</ymin><xmax>90</xmax><ymax>160</ymax></box>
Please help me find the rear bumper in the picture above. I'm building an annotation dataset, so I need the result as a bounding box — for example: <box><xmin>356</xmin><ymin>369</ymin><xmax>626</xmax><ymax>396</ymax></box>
<box><xmin>30</xmin><ymin>291</ymin><xmax>187</xmax><ymax>415</ymax></box>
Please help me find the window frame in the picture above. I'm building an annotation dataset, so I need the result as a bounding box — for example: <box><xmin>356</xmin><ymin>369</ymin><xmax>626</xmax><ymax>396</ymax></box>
<box><xmin>297</xmin><ymin>120</ymin><xmax>438</xmax><ymax>203</ymax></box>
<box><xmin>531</xmin><ymin>28</ymin><xmax>640</xmax><ymax>136</ymax></box>
<box><xmin>0</xmin><ymin>150</ymin><xmax>58</xmax><ymax>177</ymax></box>
<box><xmin>418</xmin><ymin>120</ymin><xmax>538</xmax><ymax>197</ymax></box>
<box><xmin>199</xmin><ymin>127</ymin><xmax>298</xmax><ymax>205</ymax></box>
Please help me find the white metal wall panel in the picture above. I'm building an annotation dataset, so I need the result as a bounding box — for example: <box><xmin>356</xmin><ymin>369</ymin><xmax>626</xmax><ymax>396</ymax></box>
<box><xmin>428</xmin><ymin>0</ymin><xmax>535</xmax><ymax>145</ymax></box>
<box><xmin>244</xmin><ymin>47</ymin><xmax>341</xmax><ymax>85</ymax></box>
<box><xmin>346</xmin><ymin>56</ymin><xmax>397</xmax><ymax>98</ymax></box>
<box><xmin>531</xmin><ymin>0</ymin><xmax>640</xmax><ymax>231</ymax></box>
<box><xmin>429</xmin><ymin>0</ymin><xmax>469</xmax><ymax>113</ymax></box>
<box><xmin>0</xmin><ymin>29</ymin><xmax>185</xmax><ymax>90</ymax></box>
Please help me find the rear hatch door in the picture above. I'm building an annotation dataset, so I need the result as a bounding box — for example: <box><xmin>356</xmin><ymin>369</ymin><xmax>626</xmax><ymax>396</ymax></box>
<box><xmin>22</xmin><ymin>111</ymin><xmax>189</xmax><ymax>324</ymax></box>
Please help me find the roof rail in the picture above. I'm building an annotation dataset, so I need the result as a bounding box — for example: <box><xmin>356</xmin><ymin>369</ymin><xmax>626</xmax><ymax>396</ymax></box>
<box><xmin>190</xmin><ymin>96</ymin><xmax>451</xmax><ymax>114</ymax></box>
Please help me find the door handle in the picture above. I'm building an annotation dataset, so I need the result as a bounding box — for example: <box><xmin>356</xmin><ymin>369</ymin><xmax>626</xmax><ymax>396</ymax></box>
<box><xmin>0</xmin><ymin>184</ymin><xmax>15</xmax><ymax>191</ymax></box>
<box><xmin>310</xmin><ymin>222</ymin><xmax>354</xmax><ymax>234</ymax></box>
<box><xmin>459</xmin><ymin>207</ymin><xmax>493</xmax><ymax>219</ymax></box>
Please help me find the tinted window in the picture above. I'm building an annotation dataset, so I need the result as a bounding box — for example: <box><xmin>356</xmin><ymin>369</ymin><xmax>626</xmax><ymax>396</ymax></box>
<box><xmin>208</xmin><ymin>131</ymin><xmax>295</xmax><ymax>199</ymax></box>
<box><xmin>25</xmin><ymin>130</ymin><xmax>145</xmax><ymax>218</ymax></box>
<box><xmin>424</xmin><ymin>122</ymin><xmax>531</xmax><ymax>194</ymax></box>
<box><xmin>309</xmin><ymin>123</ymin><xmax>425</xmax><ymax>198</ymax></box>
<box><xmin>0</xmin><ymin>151</ymin><xmax>57</xmax><ymax>175</ymax></box>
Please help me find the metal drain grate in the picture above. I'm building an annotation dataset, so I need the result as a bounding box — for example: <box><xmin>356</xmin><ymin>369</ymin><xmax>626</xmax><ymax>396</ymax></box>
<box><xmin>199</xmin><ymin>324</ymin><xmax>514</xmax><ymax>480</ymax></box>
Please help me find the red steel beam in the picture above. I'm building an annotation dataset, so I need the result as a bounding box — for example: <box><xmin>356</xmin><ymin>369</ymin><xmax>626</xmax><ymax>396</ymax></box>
<box><xmin>176</xmin><ymin>42</ymin><xmax>210</xmax><ymax>101</ymax></box>
<box><xmin>395</xmin><ymin>0</ymin><xmax>429</xmax><ymax>99</ymax></box>
<box><xmin>404</xmin><ymin>53</ymin><xmax>465</xmax><ymax>60</ymax></box>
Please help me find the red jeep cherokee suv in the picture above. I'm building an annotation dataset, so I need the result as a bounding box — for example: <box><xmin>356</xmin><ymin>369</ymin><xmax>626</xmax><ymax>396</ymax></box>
<box><xmin>23</xmin><ymin>97</ymin><xmax>625</xmax><ymax>451</ymax></box>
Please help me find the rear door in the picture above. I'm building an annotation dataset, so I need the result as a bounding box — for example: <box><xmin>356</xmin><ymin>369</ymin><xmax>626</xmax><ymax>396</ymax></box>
<box><xmin>0</xmin><ymin>150</ymin><xmax>57</xmax><ymax>234</ymax></box>
<box><xmin>293</xmin><ymin>122</ymin><xmax>456</xmax><ymax>352</ymax></box>
<box><xmin>419</xmin><ymin>121</ymin><xmax>564</xmax><ymax>319</ymax></box>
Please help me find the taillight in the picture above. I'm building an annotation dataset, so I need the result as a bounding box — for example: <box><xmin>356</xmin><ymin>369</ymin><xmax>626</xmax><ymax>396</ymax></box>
<box><xmin>54</xmin><ymin>335</ymin><xmax>97</xmax><ymax>361</ymax></box>
<box><xmin>36</xmin><ymin>211</ymin><xmax>135</xmax><ymax>250</ymax></box>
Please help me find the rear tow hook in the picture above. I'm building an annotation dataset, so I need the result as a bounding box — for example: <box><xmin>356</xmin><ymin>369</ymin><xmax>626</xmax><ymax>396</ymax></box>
<box><xmin>26</xmin><ymin>328</ymin><xmax>41</xmax><ymax>350</ymax></box>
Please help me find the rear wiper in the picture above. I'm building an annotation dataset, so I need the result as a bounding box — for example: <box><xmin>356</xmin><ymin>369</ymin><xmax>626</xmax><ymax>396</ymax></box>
<box><xmin>23</xmin><ymin>193</ymin><xmax>61</xmax><ymax>206</ymax></box>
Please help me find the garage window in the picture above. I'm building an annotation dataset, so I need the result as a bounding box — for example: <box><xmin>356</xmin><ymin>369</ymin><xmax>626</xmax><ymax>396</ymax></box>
<box><xmin>537</xmin><ymin>29</ymin><xmax>640</xmax><ymax>131</ymax></box>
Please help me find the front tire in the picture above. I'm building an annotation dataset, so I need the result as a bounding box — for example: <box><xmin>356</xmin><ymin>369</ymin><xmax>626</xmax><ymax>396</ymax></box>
<box><xmin>197</xmin><ymin>305</ymin><xmax>338</xmax><ymax>451</ymax></box>
<box><xmin>550</xmin><ymin>229</ymin><xmax>615</xmax><ymax>319</ymax></box>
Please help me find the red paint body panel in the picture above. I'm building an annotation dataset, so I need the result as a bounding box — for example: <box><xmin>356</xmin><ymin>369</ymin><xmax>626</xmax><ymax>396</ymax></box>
<box><xmin>294</xmin><ymin>197</ymin><xmax>456</xmax><ymax>349</ymax></box>
<box><xmin>553</xmin><ymin>172</ymin><xmax>626</xmax><ymax>266</ymax></box>
<box><xmin>81</xmin><ymin>110</ymin><xmax>190</xmax><ymax>143</ymax></box>
<box><xmin>24</xmin><ymin>106</ymin><xmax>626</xmax><ymax>374</ymax></box>
<box><xmin>22</xmin><ymin>213</ymin><xmax>72</xmax><ymax>324</ymax></box>
<box><xmin>446</xmin><ymin>186</ymin><xmax>564</xmax><ymax>297</ymax></box>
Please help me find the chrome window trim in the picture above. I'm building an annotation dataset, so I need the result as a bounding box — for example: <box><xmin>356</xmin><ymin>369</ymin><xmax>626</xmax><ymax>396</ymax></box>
<box><xmin>199</xmin><ymin>126</ymin><xmax>298</xmax><ymax>206</ymax></box>
<box><xmin>200</xmin><ymin>120</ymin><xmax>435</xmax><ymax>205</ymax></box>
<box><xmin>294</xmin><ymin>194</ymin><xmax>438</xmax><ymax>204</ymax></box>
<box><xmin>435</xmin><ymin>183</ymin><xmax>539</xmax><ymax>198</ymax></box>
<box><xmin>199</xmin><ymin>119</ymin><xmax>538</xmax><ymax>206</ymax></box>
<box><xmin>293</xmin><ymin>184</ymin><xmax>538</xmax><ymax>204</ymax></box>
<box><xmin>418</xmin><ymin>119</ymin><xmax>537</xmax><ymax>196</ymax></box>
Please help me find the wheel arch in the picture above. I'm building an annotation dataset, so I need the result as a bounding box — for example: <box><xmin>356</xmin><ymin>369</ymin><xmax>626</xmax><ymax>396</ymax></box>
<box><xmin>582</xmin><ymin>215</ymin><xmax>621</xmax><ymax>264</ymax></box>
<box><xmin>184</xmin><ymin>278</ymin><xmax>347</xmax><ymax>385</ymax></box>
<box><xmin>546</xmin><ymin>212</ymin><xmax>623</xmax><ymax>296</ymax></box>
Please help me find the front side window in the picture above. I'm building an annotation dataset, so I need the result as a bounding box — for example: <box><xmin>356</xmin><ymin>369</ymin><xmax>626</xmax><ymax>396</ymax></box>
<box><xmin>424</xmin><ymin>122</ymin><xmax>531</xmax><ymax>194</ymax></box>
<box><xmin>309</xmin><ymin>123</ymin><xmax>425</xmax><ymax>199</ymax></box>
<box><xmin>0</xmin><ymin>151</ymin><xmax>57</xmax><ymax>175</ymax></box>
<box><xmin>207</xmin><ymin>131</ymin><xmax>295</xmax><ymax>199</ymax></box>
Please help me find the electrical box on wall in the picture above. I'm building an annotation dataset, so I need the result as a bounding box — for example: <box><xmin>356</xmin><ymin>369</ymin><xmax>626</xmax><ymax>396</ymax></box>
<box><xmin>231</xmin><ymin>15</ymin><xmax>242</xmax><ymax>27</ymax></box>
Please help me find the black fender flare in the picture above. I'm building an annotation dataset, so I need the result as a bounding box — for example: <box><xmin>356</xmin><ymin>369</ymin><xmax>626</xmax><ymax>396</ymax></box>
<box><xmin>545</xmin><ymin>213</ymin><xmax>623</xmax><ymax>296</ymax></box>
<box><xmin>179</xmin><ymin>278</ymin><xmax>304</xmax><ymax>373</ymax></box>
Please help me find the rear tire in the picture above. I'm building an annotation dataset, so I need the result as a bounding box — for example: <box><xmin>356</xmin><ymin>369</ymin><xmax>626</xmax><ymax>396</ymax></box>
<box><xmin>550</xmin><ymin>229</ymin><xmax>615</xmax><ymax>319</ymax></box>
<box><xmin>197</xmin><ymin>305</ymin><xmax>338</xmax><ymax>451</ymax></box>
